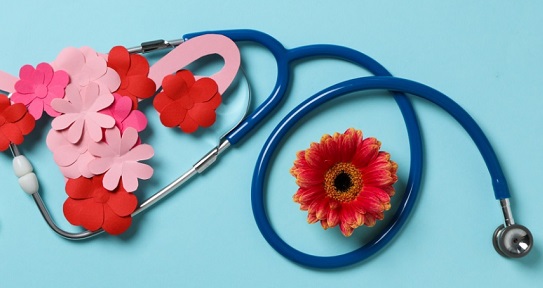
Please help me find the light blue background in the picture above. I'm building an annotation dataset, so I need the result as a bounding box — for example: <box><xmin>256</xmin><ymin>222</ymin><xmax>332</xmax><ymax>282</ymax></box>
<box><xmin>1</xmin><ymin>1</ymin><xmax>542</xmax><ymax>287</ymax></box>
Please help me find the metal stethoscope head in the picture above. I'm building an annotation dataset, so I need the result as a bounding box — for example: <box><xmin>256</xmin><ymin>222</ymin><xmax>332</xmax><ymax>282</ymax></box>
<box><xmin>493</xmin><ymin>199</ymin><xmax>533</xmax><ymax>258</ymax></box>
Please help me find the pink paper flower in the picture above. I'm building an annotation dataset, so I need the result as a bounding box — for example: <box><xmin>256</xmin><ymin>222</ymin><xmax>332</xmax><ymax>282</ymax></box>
<box><xmin>51</xmin><ymin>82</ymin><xmax>115</xmax><ymax>143</ymax></box>
<box><xmin>10</xmin><ymin>63</ymin><xmax>69</xmax><ymax>119</ymax></box>
<box><xmin>101</xmin><ymin>93</ymin><xmax>147</xmax><ymax>132</ymax></box>
<box><xmin>88</xmin><ymin>127</ymin><xmax>154</xmax><ymax>192</ymax></box>
<box><xmin>51</xmin><ymin>46</ymin><xmax>120</xmax><ymax>94</ymax></box>
<box><xmin>46</xmin><ymin>129</ymin><xmax>96</xmax><ymax>179</ymax></box>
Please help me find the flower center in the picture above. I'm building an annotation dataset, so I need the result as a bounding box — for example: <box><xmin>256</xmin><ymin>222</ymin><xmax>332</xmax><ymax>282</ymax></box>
<box><xmin>35</xmin><ymin>84</ymin><xmax>48</xmax><ymax>99</ymax></box>
<box><xmin>334</xmin><ymin>172</ymin><xmax>352</xmax><ymax>192</ymax></box>
<box><xmin>93</xmin><ymin>187</ymin><xmax>111</xmax><ymax>204</ymax></box>
<box><xmin>324</xmin><ymin>162</ymin><xmax>362</xmax><ymax>202</ymax></box>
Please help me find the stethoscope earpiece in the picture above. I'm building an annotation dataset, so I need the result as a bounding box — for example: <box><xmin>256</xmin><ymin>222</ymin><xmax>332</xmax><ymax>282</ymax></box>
<box><xmin>493</xmin><ymin>224</ymin><xmax>533</xmax><ymax>258</ymax></box>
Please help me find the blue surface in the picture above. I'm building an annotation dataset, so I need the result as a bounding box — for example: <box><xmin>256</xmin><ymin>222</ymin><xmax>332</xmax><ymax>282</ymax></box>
<box><xmin>1</xmin><ymin>0</ymin><xmax>542</xmax><ymax>287</ymax></box>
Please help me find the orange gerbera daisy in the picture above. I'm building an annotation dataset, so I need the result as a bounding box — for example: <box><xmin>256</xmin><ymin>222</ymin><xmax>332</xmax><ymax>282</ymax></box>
<box><xmin>290</xmin><ymin>128</ymin><xmax>398</xmax><ymax>237</ymax></box>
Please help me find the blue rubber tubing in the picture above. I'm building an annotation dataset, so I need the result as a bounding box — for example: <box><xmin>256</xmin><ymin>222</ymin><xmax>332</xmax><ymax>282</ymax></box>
<box><xmin>252</xmin><ymin>76</ymin><xmax>509</xmax><ymax>269</ymax></box>
<box><xmin>183</xmin><ymin>30</ymin><xmax>425</xmax><ymax>269</ymax></box>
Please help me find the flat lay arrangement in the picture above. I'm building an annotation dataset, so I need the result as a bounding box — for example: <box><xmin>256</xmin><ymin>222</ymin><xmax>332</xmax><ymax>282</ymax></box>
<box><xmin>0</xmin><ymin>29</ymin><xmax>533</xmax><ymax>271</ymax></box>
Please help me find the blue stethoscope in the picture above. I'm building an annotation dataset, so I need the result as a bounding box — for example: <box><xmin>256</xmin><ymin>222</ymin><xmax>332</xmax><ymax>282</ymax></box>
<box><xmin>17</xmin><ymin>29</ymin><xmax>532</xmax><ymax>268</ymax></box>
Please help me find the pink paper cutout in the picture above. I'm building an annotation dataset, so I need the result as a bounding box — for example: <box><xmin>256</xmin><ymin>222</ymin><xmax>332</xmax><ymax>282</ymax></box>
<box><xmin>51</xmin><ymin>46</ymin><xmax>120</xmax><ymax>93</ymax></box>
<box><xmin>46</xmin><ymin>129</ymin><xmax>96</xmax><ymax>178</ymax></box>
<box><xmin>148</xmin><ymin>34</ymin><xmax>240</xmax><ymax>96</ymax></box>
<box><xmin>88</xmin><ymin>127</ymin><xmax>154</xmax><ymax>192</ymax></box>
<box><xmin>100</xmin><ymin>93</ymin><xmax>147</xmax><ymax>132</ymax></box>
<box><xmin>0</xmin><ymin>70</ymin><xmax>18</xmax><ymax>93</ymax></box>
<box><xmin>51</xmin><ymin>82</ymin><xmax>115</xmax><ymax>143</ymax></box>
<box><xmin>10</xmin><ymin>63</ymin><xmax>69</xmax><ymax>119</ymax></box>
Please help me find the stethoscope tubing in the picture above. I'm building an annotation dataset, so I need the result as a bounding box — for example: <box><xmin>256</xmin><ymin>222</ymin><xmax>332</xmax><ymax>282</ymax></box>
<box><xmin>183</xmin><ymin>30</ymin><xmax>423</xmax><ymax>155</ymax></box>
<box><xmin>252</xmin><ymin>76</ymin><xmax>510</xmax><ymax>269</ymax></box>
<box><xmin>184</xmin><ymin>29</ymin><xmax>426</xmax><ymax>268</ymax></box>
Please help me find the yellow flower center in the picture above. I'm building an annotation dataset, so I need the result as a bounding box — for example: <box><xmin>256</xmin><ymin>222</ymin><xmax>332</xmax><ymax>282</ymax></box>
<box><xmin>324</xmin><ymin>162</ymin><xmax>362</xmax><ymax>202</ymax></box>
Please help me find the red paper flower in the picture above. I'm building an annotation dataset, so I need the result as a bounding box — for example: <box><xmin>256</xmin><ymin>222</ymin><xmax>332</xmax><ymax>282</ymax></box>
<box><xmin>290</xmin><ymin>128</ymin><xmax>398</xmax><ymax>237</ymax></box>
<box><xmin>63</xmin><ymin>175</ymin><xmax>138</xmax><ymax>235</ymax></box>
<box><xmin>107</xmin><ymin>46</ymin><xmax>156</xmax><ymax>109</ymax></box>
<box><xmin>0</xmin><ymin>94</ymin><xmax>36</xmax><ymax>151</ymax></box>
<box><xmin>153</xmin><ymin>70</ymin><xmax>221</xmax><ymax>133</ymax></box>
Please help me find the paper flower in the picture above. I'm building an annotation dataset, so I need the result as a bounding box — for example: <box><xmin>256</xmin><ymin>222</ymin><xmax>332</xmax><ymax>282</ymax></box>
<box><xmin>88</xmin><ymin>127</ymin><xmax>154</xmax><ymax>192</ymax></box>
<box><xmin>101</xmin><ymin>93</ymin><xmax>147</xmax><ymax>133</ymax></box>
<box><xmin>51</xmin><ymin>82</ymin><xmax>115</xmax><ymax>143</ymax></box>
<box><xmin>51</xmin><ymin>46</ymin><xmax>120</xmax><ymax>93</ymax></box>
<box><xmin>0</xmin><ymin>94</ymin><xmax>35</xmax><ymax>151</ymax></box>
<box><xmin>46</xmin><ymin>129</ymin><xmax>96</xmax><ymax>179</ymax></box>
<box><xmin>63</xmin><ymin>175</ymin><xmax>138</xmax><ymax>235</ymax></box>
<box><xmin>290</xmin><ymin>128</ymin><xmax>398</xmax><ymax>237</ymax></box>
<box><xmin>107</xmin><ymin>46</ymin><xmax>156</xmax><ymax>109</ymax></box>
<box><xmin>153</xmin><ymin>70</ymin><xmax>221</xmax><ymax>133</ymax></box>
<box><xmin>10</xmin><ymin>63</ymin><xmax>69</xmax><ymax>119</ymax></box>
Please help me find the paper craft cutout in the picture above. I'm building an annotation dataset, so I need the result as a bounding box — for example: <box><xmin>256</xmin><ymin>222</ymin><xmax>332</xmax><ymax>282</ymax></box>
<box><xmin>101</xmin><ymin>93</ymin><xmax>147</xmax><ymax>133</ymax></box>
<box><xmin>0</xmin><ymin>35</ymin><xmax>242</xmax><ymax>236</ymax></box>
<box><xmin>51</xmin><ymin>83</ymin><xmax>115</xmax><ymax>143</ymax></box>
<box><xmin>148</xmin><ymin>34</ymin><xmax>240</xmax><ymax>95</ymax></box>
<box><xmin>10</xmin><ymin>63</ymin><xmax>69</xmax><ymax>120</ymax></box>
<box><xmin>0</xmin><ymin>70</ymin><xmax>18</xmax><ymax>93</ymax></box>
<box><xmin>63</xmin><ymin>175</ymin><xmax>137</xmax><ymax>235</ymax></box>
<box><xmin>88</xmin><ymin>127</ymin><xmax>154</xmax><ymax>192</ymax></box>
<box><xmin>51</xmin><ymin>46</ymin><xmax>120</xmax><ymax>94</ymax></box>
<box><xmin>46</xmin><ymin>129</ymin><xmax>96</xmax><ymax>178</ymax></box>
<box><xmin>107</xmin><ymin>46</ymin><xmax>156</xmax><ymax>109</ymax></box>
<box><xmin>153</xmin><ymin>70</ymin><xmax>221</xmax><ymax>133</ymax></box>
<box><xmin>0</xmin><ymin>94</ymin><xmax>36</xmax><ymax>151</ymax></box>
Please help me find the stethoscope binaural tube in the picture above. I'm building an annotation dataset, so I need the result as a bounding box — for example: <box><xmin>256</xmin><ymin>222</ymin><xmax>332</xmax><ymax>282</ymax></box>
<box><xmin>251</xmin><ymin>76</ymin><xmax>532</xmax><ymax>269</ymax></box>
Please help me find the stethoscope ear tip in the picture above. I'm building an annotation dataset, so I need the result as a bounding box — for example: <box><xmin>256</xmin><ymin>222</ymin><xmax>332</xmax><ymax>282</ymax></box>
<box><xmin>493</xmin><ymin>224</ymin><xmax>533</xmax><ymax>258</ymax></box>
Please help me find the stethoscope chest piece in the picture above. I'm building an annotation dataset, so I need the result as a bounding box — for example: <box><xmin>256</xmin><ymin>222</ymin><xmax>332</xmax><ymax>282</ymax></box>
<box><xmin>493</xmin><ymin>224</ymin><xmax>533</xmax><ymax>258</ymax></box>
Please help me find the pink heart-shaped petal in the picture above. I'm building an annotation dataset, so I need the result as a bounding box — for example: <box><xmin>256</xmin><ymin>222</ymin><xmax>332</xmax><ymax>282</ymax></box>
<box><xmin>122</xmin><ymin>110</ymin><xmax>147</xmax><ymax>132</ymax></box>
<box><xmin>51</xmin><ymin>47</ymin><xmax>85</xmax><ymax>75</ymax></box>
<box><xmin>36</xmin><ymin>63</ymin><xmax>54</xmax><ymax>85</ymax></box>
<box><xmin>103</xmin><ymin>162</ymin><xmax>123</xmax><ymax>191</ymax></box>
<box><xmin>19</xmin><ymin>64</ymin><xmax>35</xmax><ymax>80</ymax></box>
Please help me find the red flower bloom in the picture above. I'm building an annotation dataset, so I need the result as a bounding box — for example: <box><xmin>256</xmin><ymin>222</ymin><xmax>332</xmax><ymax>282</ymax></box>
<box><xmin>291</xmin><ymin>128</ymin><xmax>398</xmax><ymax>237</ymax></box>
<box><xmin>153</xmin><ymin>70</ymin><xmax>221</xmax><ymax>133</ymax></box>
<box><xmin>107</xmin><ymin>46</ymin><xmax>156</xmax><ymax>109</ymax></box>
<box><xmin>63</xmin><ymin>175</ymin><xmax>138</xmax><ymax>235</ymax></box>
<box><xmin>0</xmin><ymin>94</ymin><xmax>36</xmax><ymax>151</ymax></box>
